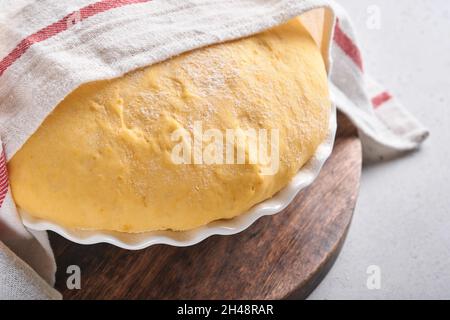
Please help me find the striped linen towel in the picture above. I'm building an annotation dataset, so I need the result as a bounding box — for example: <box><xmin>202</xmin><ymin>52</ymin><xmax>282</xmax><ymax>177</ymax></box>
<box><xmin>0</xmin><ymin>0</ymin><xmax>428</xmax><ymax>299</ymax></box>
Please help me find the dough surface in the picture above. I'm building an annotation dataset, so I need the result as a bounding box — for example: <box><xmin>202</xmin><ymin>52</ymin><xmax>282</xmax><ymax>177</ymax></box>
<box><xmin>9</xmin><ymin>19</ymin><xmax>330</xmax><ymax>232</ymax></box>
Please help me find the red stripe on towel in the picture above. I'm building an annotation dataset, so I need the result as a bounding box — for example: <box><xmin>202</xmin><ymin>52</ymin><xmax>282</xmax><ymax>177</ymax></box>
<box><xmin>0</xmin><ymin>148</ymin><xmax>8</xmax><ymax>208</ymax></box>
<box><xmin>0</xmin><ymin>0</ymin><xmax>149</xmax><ymax>78</ymax></box>
<box><xmin>372</xmin><ymin>91</ymin><xmax>393</xmax><ymax>109</ymax></box>
<box><xmin>334</xmin><ymin>19</ymin><xmax>364</xmax><ymax>72</ymax></box>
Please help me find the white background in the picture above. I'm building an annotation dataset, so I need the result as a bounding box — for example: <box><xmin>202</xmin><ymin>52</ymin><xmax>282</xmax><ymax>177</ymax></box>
<box><xmin>310</xmin><ymin>0</ymin><xmax>450</xmax><ymax>299</ymax></box>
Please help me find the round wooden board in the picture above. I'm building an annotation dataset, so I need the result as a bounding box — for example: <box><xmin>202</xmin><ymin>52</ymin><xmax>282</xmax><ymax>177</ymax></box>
<box><xmin>50</xmin><ymin>113</ymin><xmax>361</xmax><ymax>299</ymax></box>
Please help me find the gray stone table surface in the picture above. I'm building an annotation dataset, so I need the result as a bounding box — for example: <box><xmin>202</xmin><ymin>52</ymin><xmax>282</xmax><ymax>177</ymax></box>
<box><xmin>309</xmin><ymin>0</ymin><xmax>450</xmax><ymax>300</ymax></box>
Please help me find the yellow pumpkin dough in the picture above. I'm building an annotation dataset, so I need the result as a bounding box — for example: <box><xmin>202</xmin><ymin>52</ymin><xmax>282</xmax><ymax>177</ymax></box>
<box><xmin>8</xmin><ymin>19</ymin><xmax>330</xmax><ymax>232</ymax></box>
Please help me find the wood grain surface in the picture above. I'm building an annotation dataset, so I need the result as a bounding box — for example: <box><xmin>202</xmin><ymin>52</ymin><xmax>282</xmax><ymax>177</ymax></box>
<box><xmin>50</xmin><ymin>112</ymin><xmax>362</xmax><ymax>299</ymax></box>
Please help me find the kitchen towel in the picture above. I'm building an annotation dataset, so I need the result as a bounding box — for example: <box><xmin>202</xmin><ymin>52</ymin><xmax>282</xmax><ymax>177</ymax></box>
<box><xmin>0</xmin><ymin>0</ymin><xmax>428</xmax><ymax>299</ymax></box>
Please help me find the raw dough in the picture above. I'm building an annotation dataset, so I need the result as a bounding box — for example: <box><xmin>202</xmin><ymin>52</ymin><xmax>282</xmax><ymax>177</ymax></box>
<box><xmin>8</xmin><ymin>19</ymin><xmax>330</xmax><ymax>232</ymax></box>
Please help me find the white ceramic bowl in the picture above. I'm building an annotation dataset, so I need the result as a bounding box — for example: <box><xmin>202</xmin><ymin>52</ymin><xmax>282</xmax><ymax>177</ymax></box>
<box><xmin>21</xmin><ymin>104</ymin><xmax>336</xmax><ymax>250</ymax></box>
